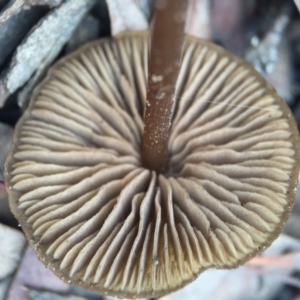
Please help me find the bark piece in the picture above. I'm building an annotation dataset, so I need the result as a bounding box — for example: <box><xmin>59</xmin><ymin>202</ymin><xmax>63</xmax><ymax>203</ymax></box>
<box><xmin>160</xmin><ymin>234</ymin><xmax>300</xmax><ymax>300</ymax></box>
<box><xmin>7</xmin><ymin>246</ymin><xmax>69</xmax><ymax>300</ymax></box>
<box><xmin>185</xmin><ymin>0</ymin><xmax>210</xmax><ymax>39</ymax></box>
<box><xmin>0</xmin><ymin>0</ymin><xmax>97</xmax><ymax>107</ymax></box>
<box><xmin>7</xmin><ymin>246</ymin><xmax>101</xmax><ymax>300</ymax></box>
<box><xmin>28</xmin><ymin>290</ymin><xmax>87</xmax><ymax>300</ymax></box>
<box><xmin>0</xmin><ymin>0</ymin><xmax>49</xmax><ymax>67</ymax></box>
<box><xmin>0</xmin><ymin>122</ymin><xmax>13</xmax><ymax>178</ymax></box>
<box><xmin>0</xmin><ymin>180</ymin><xmax>15</xmax><ymax>226</ymax></box>
<box><xmin>18</xmin><ymin>14</ymin><xmax>100</xmax><ymax>109</ymax></box>
<box><xmin>106</xmin><ymin>0</ymin><xmax>148</xmax><ymax>35</ymax></box>
<box><xmin>90</xmin><ymin>0</ymin><xmax>111</xmax><ymax>36</ymax></box>
<box><xmin>246</xmin><ymin>9</ymin><xmax>290</xmax><ymax>76</ymax></box>
<box><xmin>0</xmin><ymin>223</ymin><xmax>26</xmax><ymax>300</ymax></box>
<box><xmin>0</xmin><ymin>278</ymin><xmax>11</xmax><ymax>300</ymax></box>
<box><xmin>0</xmin><ymin>123</ymin><xmax>15</xmax><ymax>226</ymax></box>
<box><xmin>133</xmin><ymin>0</ymin><xmax>153</xmax><ymax>20</ymax></box>
<box><xmin>294</xmin><ymin>0</ymin><xmax>300</xmax><ymax>13</ymax></box>
<box><xmin>65</xmin><ymin>14</ymin><xmax>100</xmax><ymax>53</ymax></box>
<box><xmin>211</xmin><ymin>0</ymin><xmax>253</xmax><ymax>55</ymax></box>
<box><xmin>16</xmin><ymin>47</ymin><xmax>59</xmax><ymax>109</ymax></box>
<box><xmin>26</xmin><ymin>0</ymin><xmax>63</xmax><ymax>5</ymax></box>
<box><xmin>0</xmin><ymin>0</ymin><xmax>9</xmax><ymax>10</ymax></box>
<box><xmin>105</xmin><ymin>297</ymin><xmax>147</xmax><ymax>300</ymax></box>
<box><xmin>283</xmin><ymin>210</ymin><xmax>300</xmax><ymax>240</ymax></box>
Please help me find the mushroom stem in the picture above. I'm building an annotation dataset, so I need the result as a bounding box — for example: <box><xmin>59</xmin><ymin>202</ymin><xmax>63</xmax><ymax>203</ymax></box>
<box><xmin>142</xmin><ymin>0</ymin><xmax>187</xmax><ymax>172</ymax></box>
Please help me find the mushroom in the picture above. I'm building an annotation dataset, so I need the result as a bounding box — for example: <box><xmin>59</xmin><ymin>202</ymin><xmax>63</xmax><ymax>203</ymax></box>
<box><xmin>5</xmin><ymin>30</ymin><xmax>300</xmax><ymax>298</ymax></box>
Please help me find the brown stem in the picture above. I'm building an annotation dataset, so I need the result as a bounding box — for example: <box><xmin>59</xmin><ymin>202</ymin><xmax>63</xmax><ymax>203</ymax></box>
<box><xmin>142</xmin><ymin>0</ymin><xmax>188</xmax><ymax>172</ymax></box>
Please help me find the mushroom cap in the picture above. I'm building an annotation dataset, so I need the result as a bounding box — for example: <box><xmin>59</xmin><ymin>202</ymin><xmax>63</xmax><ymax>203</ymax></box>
<box><xmin>5</xmin><ymin>31</ymin><xmax>300</xmax><ymax>298</ymax></box>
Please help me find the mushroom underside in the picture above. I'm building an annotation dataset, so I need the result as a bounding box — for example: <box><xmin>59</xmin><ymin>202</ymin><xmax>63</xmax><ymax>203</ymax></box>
<box><xmin>5</xmin><ymin>32</ymin><xmax>300</xmax><ymax>298</ymax></box>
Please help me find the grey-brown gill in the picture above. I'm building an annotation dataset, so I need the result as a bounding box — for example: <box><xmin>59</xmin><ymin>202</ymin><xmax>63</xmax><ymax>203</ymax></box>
<box><xmin>5</xmin><ymin>32</ymin><xmax>300</xmax><ymax>298</ymax></box>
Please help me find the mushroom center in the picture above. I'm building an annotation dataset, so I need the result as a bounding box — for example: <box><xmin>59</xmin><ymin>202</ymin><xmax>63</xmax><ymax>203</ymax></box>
<box><xmin>5</xmin><ymin>32</ymin><xmax>300</xmax><ymax>298</ymax></box>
